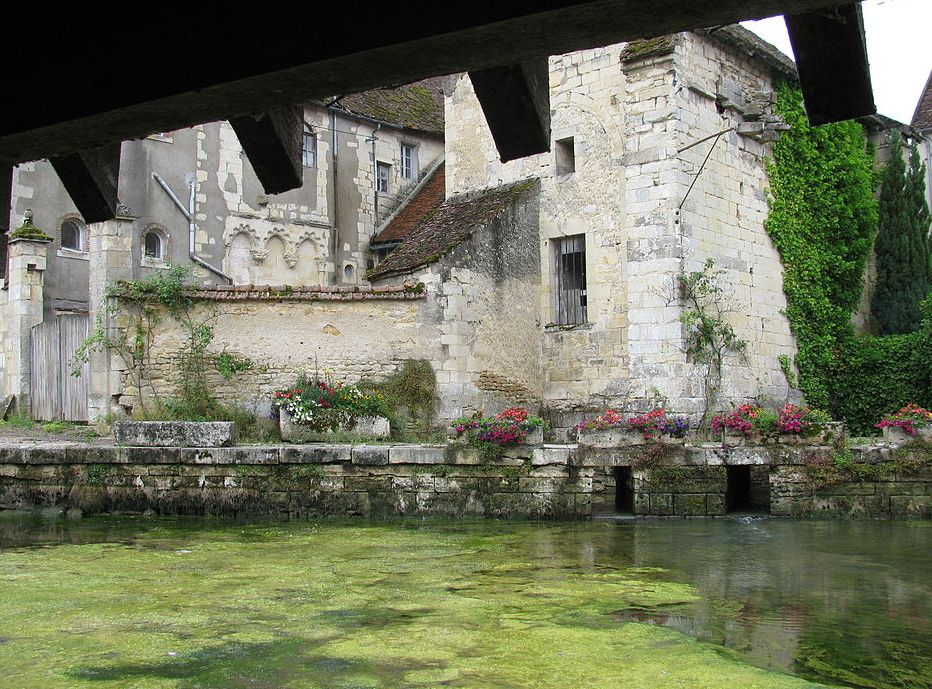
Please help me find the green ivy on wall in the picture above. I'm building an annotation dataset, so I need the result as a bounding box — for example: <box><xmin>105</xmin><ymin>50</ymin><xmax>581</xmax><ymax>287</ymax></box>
<box><xmin>765</xmin><ymin>83</ymin><xmax>877</xmax><ymax>409</ymax></box>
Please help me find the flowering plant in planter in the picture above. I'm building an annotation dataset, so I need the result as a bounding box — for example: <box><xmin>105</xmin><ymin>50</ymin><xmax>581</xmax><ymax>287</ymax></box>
<box><xmin>711</xmin><ymin>404</ymin><xmax>761</xmax><ymax>436</ymax></box>
<box><xmin>875</xmin><ymin>404</ymin><xmax>932</xmax><ymax>436</ymax></box>
<box><xmin>776</xmin><ymin>404</ymin><xmax>831</xmax><ymax>434</ymax></box>
<box><xmin>576</xmin><ymin>408</ymin><xmax>689</xmax><ymax>440</ymax></box>
<box><xmin>453</xmin><ymin>407</ymin><xmax>545</xmax><ymax>457</ymax></box>
<box><xmin>272</xmin><ymin>379</ymin><xmax>386</xmax><ymax>431</ymax></box>
<box><xmin>713</xmin><ymin>403</ymin><xmax>831</xmax><ymax>438</ymax></box>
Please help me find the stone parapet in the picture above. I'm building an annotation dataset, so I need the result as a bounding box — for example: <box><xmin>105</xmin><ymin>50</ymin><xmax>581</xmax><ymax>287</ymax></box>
<box><xmin>0</xmin><ymin>440</ymin><xmax>927</xmax><ymax>520</ymax></box>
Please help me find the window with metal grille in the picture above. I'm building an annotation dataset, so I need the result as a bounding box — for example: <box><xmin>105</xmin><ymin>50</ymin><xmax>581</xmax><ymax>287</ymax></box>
<box><xmin>400</xmin><ymin>144</ymin><xmax>417</xmax><ymax>179</ymax></box>
<box><xmin>302</xmin><ymin>130</ymin><xmax>317</xmax><ymax>168</ymax></box>
<box><xmin>553</xmin><ymin>234</ymin><xmax>587</xmax><ymax>325</ymax></box>
<box><xmin>377</xmin><ymin>162</ymin><xmax>390</xmax><ymax>193</ymax></box>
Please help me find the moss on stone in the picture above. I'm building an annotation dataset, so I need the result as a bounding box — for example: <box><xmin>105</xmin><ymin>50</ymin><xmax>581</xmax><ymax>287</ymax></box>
<box><xmin>621</xmin><ymin>35</ymin><xmax>675</xmax><ymax>62</ymax></box>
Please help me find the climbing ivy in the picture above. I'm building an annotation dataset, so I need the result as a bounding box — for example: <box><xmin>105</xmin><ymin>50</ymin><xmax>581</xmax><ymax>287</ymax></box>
<box><xmin>765</xmin><ymin>83</ymin><xmax>877</xmax><ymax>409</ymax></box>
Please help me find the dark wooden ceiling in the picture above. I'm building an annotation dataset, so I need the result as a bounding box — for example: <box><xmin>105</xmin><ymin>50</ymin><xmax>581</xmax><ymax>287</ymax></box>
<box><xmin>1</xmin><ymin>1</ymin><xmax>874</xmax><ymax>225</ymax></box>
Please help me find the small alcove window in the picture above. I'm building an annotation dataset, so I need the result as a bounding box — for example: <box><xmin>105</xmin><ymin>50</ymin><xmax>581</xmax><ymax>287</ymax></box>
<box><xmin>144</xmin><ymin>231</ymin><xmax>164</xmax><ymax>260</ymax></box>
<box><xmin>60</xmin><ymin>219</ymin><xmax>85</xmax><ymax>251</ymax></box>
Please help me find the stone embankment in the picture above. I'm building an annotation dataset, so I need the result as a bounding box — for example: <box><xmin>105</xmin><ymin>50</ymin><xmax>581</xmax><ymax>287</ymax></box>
<box><xmin>0</xmin><ymin>436</ymin><xmax>929</xmax><ymax>519</ymax></box>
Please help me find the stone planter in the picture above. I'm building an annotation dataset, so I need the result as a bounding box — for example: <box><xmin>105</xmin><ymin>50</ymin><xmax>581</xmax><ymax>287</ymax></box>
<box><xmin>279</xmin><ymin>409</ymin><xmax>391</xmax><ymax>443</ymax></box>
<box><xmin>722</xmin><ymin>430</ymin><xmax>763</xmax><ymax>447</ymax></box>
<box><xmin>776</xmin><ymin>422</ymin><xmax>845</xmax><ymax>446</ymax></box>
<box><xmin>883</xmin><ymin>425</ymin><xmax>932</xmax><ymax>444</ymax></box>
<box><xmin>113</xmin><ymin>421</ymin><xmax>235</xmax><ymax>447</ymax></box>
<box><xmin>577</xmin><ymin>427</ymin><xmax>648</xmax><ymax>448</ymax></box>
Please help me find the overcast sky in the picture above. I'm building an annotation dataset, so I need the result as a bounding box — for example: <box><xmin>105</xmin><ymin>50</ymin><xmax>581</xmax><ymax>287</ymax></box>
<box><xmin>742</xmin><ymin>0</ymin><xmax>932</xmax><ymax>125</ymax></box>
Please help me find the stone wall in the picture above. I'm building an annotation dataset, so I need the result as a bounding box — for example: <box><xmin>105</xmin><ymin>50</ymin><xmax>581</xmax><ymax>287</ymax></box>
<box><xmin>443</xmin><ymin>32</ymin><xmax>799</xmax><ymax>420</ymax></box>
<box><xmin>1</xmin><ymin>439</ymin><xmax>927</xmax><ymax>520</ymax></box>
<box><xmin>110</xmin><ymin>186</ymin><xmax>541</xmax><ymax>422</ymax></box>
<box><xmin>111</xmin><ymin>286</ymin><xmax>438</xmax><ymax>416</ymax></box>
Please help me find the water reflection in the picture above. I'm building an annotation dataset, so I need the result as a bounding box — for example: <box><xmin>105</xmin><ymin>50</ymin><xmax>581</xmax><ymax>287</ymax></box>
<box><xmin>0</xmin><ymin>513</ymin><xmax>928</xmax><ymax>689</ymax></box>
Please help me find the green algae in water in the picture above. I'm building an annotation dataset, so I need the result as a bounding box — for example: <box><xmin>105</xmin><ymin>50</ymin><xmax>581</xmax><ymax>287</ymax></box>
<box><xmin>0</xmin><ymin>517</ymin><xmax>928</xmax><ymax>689</ymax></box>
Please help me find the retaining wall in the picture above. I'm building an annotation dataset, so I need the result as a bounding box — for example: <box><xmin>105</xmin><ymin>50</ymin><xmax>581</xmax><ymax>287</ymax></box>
<box><xmin>0</xmin><ymin>441</ymin><xmax>928</xmax><ymax>519</ymax></box>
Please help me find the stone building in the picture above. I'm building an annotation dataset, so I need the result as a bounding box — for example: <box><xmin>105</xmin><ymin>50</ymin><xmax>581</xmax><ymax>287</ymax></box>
<box><xmin>0</xmin><ymin>27</ymin><xmax>916</xmax><ymax>429</ymax></box>
<box><xmin>0</xmin><ymin>81</ymin><xmax>446</xmax><ymax>419</ymax></box>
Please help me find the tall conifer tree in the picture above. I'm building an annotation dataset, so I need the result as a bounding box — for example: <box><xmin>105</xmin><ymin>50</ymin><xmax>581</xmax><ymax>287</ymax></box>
<box><xmin>872</xmin><ymin>134</ymin><xmax>932</xmax><ymax>334</ymax></box>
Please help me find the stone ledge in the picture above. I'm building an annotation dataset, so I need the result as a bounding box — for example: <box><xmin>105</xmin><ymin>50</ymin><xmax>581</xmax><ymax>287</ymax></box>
<box><xmin>114</xmin><ymin>421</ymin><xmax>235</xmax><ymax>448</ymax></box>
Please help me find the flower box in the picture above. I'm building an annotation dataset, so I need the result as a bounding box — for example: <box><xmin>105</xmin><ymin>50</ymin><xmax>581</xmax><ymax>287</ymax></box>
<box><xmin>279</xmin><ymin>409</ymin><xmax>390</xmax><ymax>443</ymax></box>
<box><xmin>883</xmin><ymin>425</ymin><xmax>932</xmax><ymax>444</ymax></box>
<box><xmin>776</xmin><ymin>422</ymin><xmax>844</xmax><ymax>446</ymax></box>
<box><xmin>722</xmin><ymin>430</ymin><xmax>763</xmax><ymax>447</ymax></box>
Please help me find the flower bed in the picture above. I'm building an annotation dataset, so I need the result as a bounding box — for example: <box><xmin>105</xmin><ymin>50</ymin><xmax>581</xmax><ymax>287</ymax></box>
<box><xmin>575</xmin><ymin>408</ymin><xmax>689</xmax><ymax>448</ymax></box>
<box><xmin>452</xmin><ymin>407</ymin><xmax>544</xmax><ymax>458</ymax></box>
<box><xmin>273</xmin><ymin>379</ymin><xmax>390</xmax><ymax>442</ymax></box>
<box><xmin>713</xmin><ymin>404</ymin><xmax>838</xmax><ymax>446</ymax></box>
<box><xmin>877</xmin><ymin>404</ymin><xmax>932</xmax><ymax>443</ymax></box>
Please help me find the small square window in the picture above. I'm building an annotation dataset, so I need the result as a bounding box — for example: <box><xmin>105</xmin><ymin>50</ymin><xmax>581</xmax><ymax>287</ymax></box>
<box><xmin>555</xmin><ymin>136</ymin><xmax>575</xmax><ymax>175</ymax></box>
<box><xmin>302</xmin><ymin>131</ymin><xmax>317</xmax><ymax>168</ymax></box>
<box><xmin>400</xmin><ymin>144</ymin><xmax>417</xmax><ymax>179</ymax></box>
<box><xmin>553</xmin><ymin>234</ymin><xmax>587</xmax><ymax>325</ymax></box>
<box><xmin>377</xmin><ymin>162</ymin><xmax>391</xmax><ymax>193</ymax></box>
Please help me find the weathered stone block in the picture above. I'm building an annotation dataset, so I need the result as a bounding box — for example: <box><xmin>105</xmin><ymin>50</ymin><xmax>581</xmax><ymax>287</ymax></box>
<box><xmin>114</xmin><ymin>421</ymin><xmax>235</xmax><ymax>447</ymax></box>
<box><xmin>64</xmin><ymin>446</ymin><xmax>123</xmax><ymax>464</ymax></box>
<box><xmin>352</xmin><ymin>445</ymin><xmax>390</xmax><ymax>466</ymax></box>
<box><xmin>388</xmin><ymin>445</ymin><xmax>447</xmax><ymax>464</ymax></box>
<box><xmin>279</xmin><ymin>410</ymin><xmax>390</xmax><ymax>442</ymax></box>
<box><xmin>674</xmin><ymin>494</ymin><xmax>706</xmax><ymax>516</ymax></box>
<box><xmin>706</xmin><ymin>493</ymin><xmax>727</xmax><ymax>515</ymax></box>
<box><xmin>649</xmin><ymin>493</ymin><xmax>673</xmax><ymax>516</ymax></box>
<box><xmin>280</xmin><ymin>445</ymin><xmax>351</xmax><ymax>464</ymax></box>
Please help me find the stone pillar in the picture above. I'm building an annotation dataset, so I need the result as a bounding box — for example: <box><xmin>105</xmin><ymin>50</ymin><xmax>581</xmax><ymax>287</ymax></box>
<box><xmin>87</xmin><ymin>209</ymin><xmax>135</xmax><ymax>420</ymax></box>
<box><xmin>5</xmin><ymin>211</ymin><xmax>52</xmax><ymax>413</ymax></box>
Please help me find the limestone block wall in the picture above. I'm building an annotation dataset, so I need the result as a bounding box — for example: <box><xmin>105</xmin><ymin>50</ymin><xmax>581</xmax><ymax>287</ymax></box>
<box><xmin>445</xmin><ymin>48</ymin><xmax>632</xmax><ymax>412</ymax></box>
<box><xmin>1</xmin><ymin>439</ymin><xmax>926</xmax><ymax>520</ymax></box>
<box><xmin>0</xmin><ymin>289</ymin><xmax>13</xmax><ymax>399</ymax></box>
<box><xmin>445</xmin><ymin>36</ymin><xmax>798</xmax><ymax>418</ymax></box>
<box><xmin>110</xmin><ymin>287</ymin><xmax>441</xmax><ymax>416</ymax></box>
<box><xmin>413</xmin><ymin>185</ymin><xmax>544</xmax><ymax>418</ymax></box>
<box><xmin>672</xmin><ymin>34</ymin><xmax>798</xmax><ymax>410</ymax></box>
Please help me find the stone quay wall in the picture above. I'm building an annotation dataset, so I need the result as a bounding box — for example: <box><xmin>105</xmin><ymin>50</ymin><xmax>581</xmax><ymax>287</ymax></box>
<box><xmin>0</xmin><ymin>440</ymin><xmax>928</xmax><ymax>520</ymax></box>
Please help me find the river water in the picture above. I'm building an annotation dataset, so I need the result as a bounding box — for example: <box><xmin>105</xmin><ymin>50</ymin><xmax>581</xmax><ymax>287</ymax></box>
<box><xmin>0</xmin><ymin>514</ymin><xmax>928</xmax><ymax>689</ymax></box>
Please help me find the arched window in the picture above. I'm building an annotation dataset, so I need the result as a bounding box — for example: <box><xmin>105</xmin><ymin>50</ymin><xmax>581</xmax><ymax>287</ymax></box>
<box><xmin>144</xmin><ymin>230</ymin><xmax>163</xmax><ymax>259</ymax></box>
<box><xmin>60</xmin><ymin>219</ymin><xmax>84</xmax><ymax>251</ymax></box>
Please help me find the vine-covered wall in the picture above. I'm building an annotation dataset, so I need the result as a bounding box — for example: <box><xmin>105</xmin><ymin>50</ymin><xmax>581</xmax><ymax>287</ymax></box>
<box><xmin>765</xmin><ymin>84</ymin><xmax>877</xmax><ymax>411</ymax></box>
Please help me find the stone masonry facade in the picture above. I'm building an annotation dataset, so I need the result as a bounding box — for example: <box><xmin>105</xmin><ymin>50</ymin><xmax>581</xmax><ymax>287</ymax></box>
<box><xmin>443</xmin><ymin>29</ymin><xmax>799</xmax><ymax>423</ymax></box>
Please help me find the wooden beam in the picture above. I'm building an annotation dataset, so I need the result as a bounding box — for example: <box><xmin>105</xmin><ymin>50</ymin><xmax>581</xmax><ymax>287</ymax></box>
<box><xmin>229</xmin><ymin>107</ymin><xmax>304</xmax><ymax>195</ymax></box>
<box><xmin>785</xmin><ymin>3</ymin><xmax>875</xmax><ymax>125</ymax></box>
<box><xmin>49</xmin><ymin>144</ymin><xmax>121</xmax><ymax>224</ymax></box>
<box><xmin>0</xmin><ymin>0</ymin><xmax>852</xmax><ymax>164</ymax></box>
<box><xmin>469</xmin><ymin>58</ymin><xmax>551</xmax><ymax>163</ymax></box>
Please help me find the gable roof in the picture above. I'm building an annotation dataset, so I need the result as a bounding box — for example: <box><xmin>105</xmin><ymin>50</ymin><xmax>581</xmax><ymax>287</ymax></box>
<box><xmin>372</xmin><ymin>163</ymin><xmax>446</xmax><ymax>246</ymax></box>
<box><xmin>335</xmin><ymin>77</ymin><xmax>445</xmax><ymax>135</ymax></box>
<box><xmin>367</xmin><ymin>179</ymin><xmax>537</xmax><ymax>281</ymax></box>
<box><xmin>912</xmin><ymin>69</ymin><xmax>932</xmax><ymax>131</ymax></box>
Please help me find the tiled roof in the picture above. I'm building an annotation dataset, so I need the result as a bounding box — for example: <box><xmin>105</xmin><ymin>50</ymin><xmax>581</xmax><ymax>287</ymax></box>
<box><xmin>372</xmin><ymin>163</ymin><xmax>446</xmax><ymax>245</ymax></box>
<box><xmin>367</xmin><ymin>179</ymin><xmax>537</xmax><ymax>281</ymax></box>
<box><xmin>336</xmin><ymin>77</ymin><xmax>445</xmax><ymax>135</ymax></box>
<box><xmin>911</xmin><ymin>69</ymin><xmax>932</xmax><ymax>131</ymax></box>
